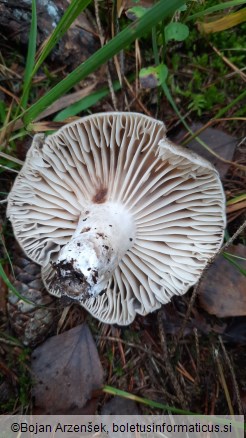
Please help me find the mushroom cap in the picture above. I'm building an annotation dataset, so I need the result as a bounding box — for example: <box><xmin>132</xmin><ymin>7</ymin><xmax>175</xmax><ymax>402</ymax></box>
<box><xmin>7</xmin><ymin>112</ymin><xmax>226</xmax><ymax>324</ymax></box>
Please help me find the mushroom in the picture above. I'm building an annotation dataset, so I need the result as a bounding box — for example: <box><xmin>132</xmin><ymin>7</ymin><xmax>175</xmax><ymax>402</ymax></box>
<box><xmin>7</xmin><ymin>112</ymin><xmax>226</xmax><ymax>324</ymax></box>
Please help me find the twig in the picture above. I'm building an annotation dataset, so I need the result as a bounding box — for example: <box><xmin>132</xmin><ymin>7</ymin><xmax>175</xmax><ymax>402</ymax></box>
<box><xmin>214</xmin><ymin>346</ymin><xmax>234</xmax><ymax>415</ymax></box>
<box><xmin>123</xmin><ymin>76</ymin><xmax>152</xmax><ymax>116</ymax></box>
<box><xmin>0</xmin><ymin>85</ymin><xmax>20</xmax><ymax>104</ymax></box>
<box><xmin>0</xmin><ymin>165</ymin><xmax>18</xmax><ymax>174</ymax></box>
<box><xmin>211</xmin><ymin>44</ymin><xmax>246</xmax><ymax>83</ymax></box>
<box><xmin>221</xmin><ymin>220</ymin><xmax>246</xmax><ymax>253</ymax></box>
<box><xmin>94</xmin><ymin>0</ymin><xmax>118</xmax><ymax>111</ymax></box>
<box><xmin>0</xmin><ymin>151</ymin><xmax>24</xmax><ymax>166</ymax></box>
<box><xmin>219</xmin><ymin>336</ymin><xmax>243</xmax><ymax>415</ymax></box>
<box><xmin>227</xmin><ymin>200</ymin><xmax>246</xmax><ymax>214</ymax></box>
<box><xmin>157</xmin><ymin>311</ymin><xmax>187</xmax><ymax>408</ymax></box>
<box><xmin>0</xmin><ymin>336</ymin><xmax>22</xmax><ymax>347</ymax></box>
<box><xmin>194</xmin><ymin>328</ymin><xmax>200</xmax><ymax>384</ymax></box>
<box><xmin>96</xmin><ymin>335</ymin><xmax>162</xmax><ymax>361</ymax></box>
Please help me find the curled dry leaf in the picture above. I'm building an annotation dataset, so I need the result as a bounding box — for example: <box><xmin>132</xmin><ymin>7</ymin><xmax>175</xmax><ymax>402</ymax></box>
<box><xmin>31</xmin><ymin>323</ymin><xmax>104</xmax><ymax>414</ymax></box>
<box><xmin>199</xmin><ymin>244</ymin><xmax>246</xmax><ymax>318</ymax></box>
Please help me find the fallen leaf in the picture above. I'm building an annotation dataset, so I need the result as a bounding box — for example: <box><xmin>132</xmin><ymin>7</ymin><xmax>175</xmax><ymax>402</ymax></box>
<box><xmin>101</xmin><ymin>396</ymin><xmax>140</xmax><ymax>414</ymax></box>
<box><xmin>139</xmin><ymin>64</ymin><xmax>168</xmax><ymax>89</ymax></box>
<box><xmin>27</xmin><ymin>121</ymin><xmax>66</xmax><ymax>132</ymax></box>
<box><xmin>199</xmin><ymin>245</ymin><xmax>246</xmax><ymax>318</ymax></box>
<box><xmin>125</xmin><ymin>6</ymin><xmax>148</xmax><ymax>21</ymax></box>
<box><xmin>170</xmin><ymin>122</ymin><xmax>237</xmax><ymax>177</ymax></box>
<box><xmin>31</xmin><ymin>323</ymin><xmax>104</xmax><ymax>414</ymax></box>
<box><xmin>197</xmin><ymin>9</ymin><xmax>246</xmax><ymax>34</ymax></box>
<box><xmin>223</xmin><ymin>317</ymin><xmax>246</xmax><ymax>344</ymax></box>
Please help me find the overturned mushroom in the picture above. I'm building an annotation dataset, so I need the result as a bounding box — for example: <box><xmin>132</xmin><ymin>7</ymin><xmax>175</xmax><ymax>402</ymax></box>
<box><xmin>7</xmin><ymin>112</ymin><xmax>226</xmax><ymax>324</ymax></box>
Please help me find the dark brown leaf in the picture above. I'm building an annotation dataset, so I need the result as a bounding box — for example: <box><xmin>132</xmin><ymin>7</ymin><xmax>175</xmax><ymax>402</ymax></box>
<box><xmin>199</xmin><ymin>245</ymin><xmax>246</xmax><ymax>317</ymax></box>
<box><xmin>101</xmin><ymin>396</ymin><xmax>140</xmax><ymax>415</ymax></box>
<box><xmin>223</xmin><ymin>317</ymin><xmax>246</xmax><ymax>344</ymax></box>
<box><xmin>31</xmin><ymin>323</ymin><xmax>104</xmax><ymax>414</ymax></box>
<box><xmin>170</xmin><ymin>123</ymin><xmax>237</xmax><ymax>177</ymax></box>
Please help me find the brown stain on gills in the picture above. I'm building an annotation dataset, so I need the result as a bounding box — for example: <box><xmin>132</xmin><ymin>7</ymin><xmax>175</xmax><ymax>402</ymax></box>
<box><xmin>92</xmin><ymin>187</ymin><xmax>108</xmax><ymax>204</ymax></box>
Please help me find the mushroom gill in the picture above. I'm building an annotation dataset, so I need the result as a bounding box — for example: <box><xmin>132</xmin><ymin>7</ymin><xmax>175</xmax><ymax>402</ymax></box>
<box><xmin>7</xmin><ymin>112</ymin><xmax>226</xmax><ymax>324</ymax></box>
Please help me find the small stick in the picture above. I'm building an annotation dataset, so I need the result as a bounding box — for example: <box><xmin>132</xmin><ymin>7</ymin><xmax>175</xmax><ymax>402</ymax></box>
<box><xmin>157</xmin><ymin>311</ymin><xmax>187</xmax><ymax>408</ymax></box>
<box><xmin>194</xmin><ymin>328</ymin><xmax>200</xmax><ymax>384</ymax></box>
<box><xmin>219</xmin><ymin>336</ymin><xmax>243</xmax><ymax>415</ymax></box>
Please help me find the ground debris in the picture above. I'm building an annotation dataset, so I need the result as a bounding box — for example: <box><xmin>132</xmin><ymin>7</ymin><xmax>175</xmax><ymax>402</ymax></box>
<box><xmin>170</xmin><ymin>122</ymin><xmax>238</xmax><ymax>178</ymax></box>
<box><xmin>31</xmin><ymin>323</ymin><xmax>104</xmax><ymax>414</ymax></box>
<box><xmin>7</xmin><ymin>241</ymin><xmax>58</xmax><ymax>347</ymax></box>
<box><xmin>0</xmin><ymin>0</ymin><xmax>99</xmax><ymax>70</ymax></box>
<box><xmin>199</xmin><ymin>244</ymin><xmax>246</xmax><ymax>317</ymax></box>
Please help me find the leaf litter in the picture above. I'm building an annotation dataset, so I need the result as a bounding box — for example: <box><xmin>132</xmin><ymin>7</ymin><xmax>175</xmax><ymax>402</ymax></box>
<box><xmin>31</xmin><ymin>323</ymin><xmax>104</xmax><ymax>414</ymax></box>
<box><xmin>0</xmin><ymin>0</ymin><xmax>246</xmax><ymax>418</ymax></box>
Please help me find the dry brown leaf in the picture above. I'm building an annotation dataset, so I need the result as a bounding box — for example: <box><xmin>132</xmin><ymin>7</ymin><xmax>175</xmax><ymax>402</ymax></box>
<box><xmin>197</xmin><ymin>9</ymin><xmax>246</xmax><ymax>34</ymax></box>
<box><xmin>31</xmin><ymin>323</ymin><xmax>104</xmax><ymax>414</ymax></box>
<box><xmin>101</xmin><ymin>396</ymin><xmax>140</xmax><ymax>415</ymax></box>
<box><xmin>199</xmin><ymin>245</ymin><xmax>246</xmax><ymax>317</ymax></box>
<box><xmin>28</xmin><ymin>122</ymin><xmax>67</xmax><ymax>132</ymax></box>
<box><xmin>223</xmin><ymin>317</ymin><xmax>246</xmax><ymax>343</ymax></box>
<box><xmin>36</xmin><ymin>84</ymin><xmax>97</xmax><ymax>121</ymax></box>
<box><xmin>171</xmin><ymin>123</ymin><xmax>238</xmax><ymax>177</ymax></box>
<box><xmin>227</xmin><ymin>201</ymin><xmax>246</xmax><ymax>214</ymax></box>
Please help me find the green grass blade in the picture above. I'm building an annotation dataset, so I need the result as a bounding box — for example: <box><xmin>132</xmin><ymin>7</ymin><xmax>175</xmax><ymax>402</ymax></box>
<box><xmin>103</xmin><ymin>385</ymin><xmax>194</xmax><ymax>414</ymax></box>
<box><xmin>182</xmin><ymin>90</ymin><xmax>246</xmax><ymax>147</ymax></box>
<box><xmin>223</xmin><ymin>253</ymin><xmax>246</xmax><ymax>276</ymax></box>
<box><xmin>223</xmin><ymin>251</ymin><xmax>246</xmax><ymax>262</ymax></box>
<box><xmin>0</xmin><ymin>331</ymin><xmax>24</xmax><ymax>347</ymax></box>
<box><xmin>187</xmin><ymin>0</ymin><xmax>246</xmax><ymax>21</ymax></box>
<box><xmin>214</xmin><ymin>89</ymin><xmax>246</xmax><ymax>119</ymax></box>
<box><xmin>33</xmin><ymin>0</ymin><xmax>92</xmax><ymax>76</ymax></box>
<box><xmin>54</xmin><ymin>80</ymin><xmax>123</xmax><ymax>121</ymax></box>
<box><xmin>19</xmin><ymin>0</ymin><xmax>37</xmax><ymax>110</ymax></box>
<box><xmin>103</xmin><ymin>385</ymin><xmax>244</xmax><ymax>429</ymax></box>
<box><xmin>161</xmin><ymin>81</ymin><xmax>191</xmax><ymax>132</ymax></box>
<box><xmin>23</xmin><ymin>0</ymin><xmax>185</xmax><ymax>125</ymax></box>
<box><xmin>0</xmin><ymin>263</ymin><xmax>35</xmax><ymax>305</ymax></box>
<box><xmin>227</xmin><ymin>194</ymin><xmax>246</xmax><ymax>205</ymax></box>
<box><xmin>162</xmin><ymin>82</ymin><xmax>246</xmax><ymax>164</ymax></box>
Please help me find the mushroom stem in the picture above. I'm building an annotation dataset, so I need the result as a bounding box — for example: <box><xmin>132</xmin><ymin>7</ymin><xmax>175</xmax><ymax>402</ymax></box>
<box><xmin>52</xmin><ymin>203</ymin><xmax>135</xmax><ymax>300</ymax></box>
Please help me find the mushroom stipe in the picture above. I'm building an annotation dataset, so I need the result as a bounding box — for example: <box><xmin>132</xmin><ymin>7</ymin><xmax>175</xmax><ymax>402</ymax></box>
<box><xmin>7</xmin><ymin>112</ymin><xmax>226</xmax><ymax>325</ymax></box>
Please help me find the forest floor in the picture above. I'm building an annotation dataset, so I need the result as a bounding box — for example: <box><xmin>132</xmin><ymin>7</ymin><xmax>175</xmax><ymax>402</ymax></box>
<box><xmin>0</xmin><ymin>0</ymin><xmax>245</xmax><ymax>417</ymax></box>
